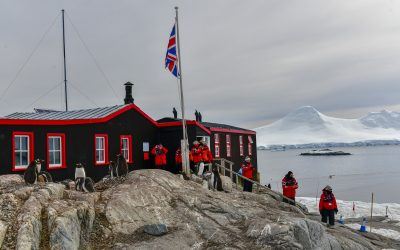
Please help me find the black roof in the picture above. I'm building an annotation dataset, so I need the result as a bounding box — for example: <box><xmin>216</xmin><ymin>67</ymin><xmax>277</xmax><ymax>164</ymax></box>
<box><xmin>157</xmin><ymin>117</ymin><xmax>255</xmax><ymax>133</ymax></box>
<box><xmin>5</xmin><ymin>105</ymin><xmax>127</xmax><ymax>120</ymax></box>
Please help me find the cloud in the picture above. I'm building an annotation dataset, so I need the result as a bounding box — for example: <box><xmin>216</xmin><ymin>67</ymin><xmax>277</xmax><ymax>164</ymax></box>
<box><xmin>0</xmin><ymin>0</ymin><xmax>400</xmax><ymax>129</ymax></box>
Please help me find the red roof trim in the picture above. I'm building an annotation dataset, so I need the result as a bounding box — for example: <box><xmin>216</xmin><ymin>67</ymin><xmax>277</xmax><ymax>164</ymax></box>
<box><xmin>0</xmin><ymin>104</ymin><xmax>252</xmax><ymax>136</ymax></box>
<box><xmin>158</xmin><ymin>121</ymin><xmax>211</xmax><ymax>135</ymax></box>
<box><xmin>209</xmin><ymin>127</ymin><xmax>256</xmax><ymax>135</ymax></box>
<box><xmin>0</xmin><ymin>104</ymin><xmax>159</xmax><ymax>126</ymax></box>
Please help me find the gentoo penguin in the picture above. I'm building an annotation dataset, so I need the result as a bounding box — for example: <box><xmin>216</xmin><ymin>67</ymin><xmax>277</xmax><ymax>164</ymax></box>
<box><xmin>74</xmin><ymin>163</ymin><xmax>95</xmax><ymax>192</ymax></box>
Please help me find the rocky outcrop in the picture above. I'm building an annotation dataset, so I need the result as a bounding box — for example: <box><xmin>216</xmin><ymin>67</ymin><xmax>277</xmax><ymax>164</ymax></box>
<box><xmin>0</xmin><ymin>171</ymin><xmax>399</xmax><ymax>249</ymax></box>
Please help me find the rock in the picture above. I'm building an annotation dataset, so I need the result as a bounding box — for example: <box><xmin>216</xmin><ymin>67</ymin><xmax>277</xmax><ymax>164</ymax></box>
<box><xmin>48</xmin><ymin>199</ymin><xmax>95</xmax><ymax>250</ymax></box>
<box><xmin>220</xmin><ymin>175</ymin><xmax>233</xmax><ymax>192</ymax></box>
<box><xmin>143</xmin><ymin>224</ymin><xmax>168</xmax><ymax>236</ymax></box>
<box><xmin>0</xmin><ymin>174</ymin><xmax>23</xmax><ymax>186</ymax></box>
<box><xmin>0</xmin><ymin>171</ymin><xmax>398</xmax><ymax>249</ymax></box>
<box><xmin>0</xmin><ymin>220</ymin><xmax>7</xmax><ymax>248</ymax></box>
<box><xmin>16</xmin><ymin>196</ymin><xmax>42</xmax><ymax>250</ymax></box>
<box><xmin>13</xmin><ymin>186</ymin><xmax>35</xmax><ymax>200</ymax></box>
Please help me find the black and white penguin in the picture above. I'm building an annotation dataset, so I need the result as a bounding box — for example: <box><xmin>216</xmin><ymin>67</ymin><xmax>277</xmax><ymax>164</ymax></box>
<box><xmin>24</xmin><ymin>160</ymin><xmax>38</xmax><ymax>184</ymax></box>
<box><xmin>74</xmin><ymin>163</ymin><xmax>95</xmax><ymax>192</ymax></box>
<box><xmin>24</xmin><ymin>159</ymin><xmax>52</xmax><ymax>184</ymax></box>
<box><xmin>116</xmin><ymin>154</ymin><xmax>128</xmax><ymax>177</ymax></box>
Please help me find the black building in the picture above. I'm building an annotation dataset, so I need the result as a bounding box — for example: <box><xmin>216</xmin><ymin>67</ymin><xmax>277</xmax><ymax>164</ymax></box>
<box><xmin>0</xmin><ymin>83</ymin><xmax>257</xmax><ymax>181</ymax></box>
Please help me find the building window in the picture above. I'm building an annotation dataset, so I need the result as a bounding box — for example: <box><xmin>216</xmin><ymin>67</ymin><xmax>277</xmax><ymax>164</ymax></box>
<box><xmin>95</xmin><ymin>134</ymin><xmax>109</xmax><ymax>165</ymax></box>
<box><xmin>226</xmin><ymin>134</ymin><xmax>231</xmax><ymax>157</ymax></box>
<box><xmin>120</xmin><ymin>135</ymin><xmax>133</xmax><ymax>163</ymax></box>
<box><xmin>214</xmin><ymin>134</ymin><xmax>220</xmax><ymax>158</ymax></box>
<box><xmin>12</xmin><ymin>132</ymin><xmax>34</xmax><ymax>171</ymax></box>
<box><xmin>47</xmin><ymin>133</ymin><xmax>66</xmax><ymax>169</ymax></box>
<box><xmin>239</xmin><ymin>135</ymin><xmax>244</xmax><ymax>156</ymax></box>
<box><xmin>248</xmin><ymin>135</ymin><xmax>253</xmax><ymax>156</ymax></box>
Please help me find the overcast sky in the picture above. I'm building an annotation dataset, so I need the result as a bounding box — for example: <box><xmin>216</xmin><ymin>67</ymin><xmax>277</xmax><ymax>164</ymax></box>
<box><xmin>1</xmin><ymin>0</ymin><xmax>400</xmax><ymax>129</ymax></box>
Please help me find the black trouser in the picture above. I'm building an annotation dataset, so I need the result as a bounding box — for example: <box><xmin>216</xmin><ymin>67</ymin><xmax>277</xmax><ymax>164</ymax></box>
<box><xmin>243</xmin><ymin>180</ymin><xmax>253</xmax><ymax>192</ymax></box>
<box><xmin>321</xmin><ymin>209</ymin><xmax>335</xmax><ymax>225</ymax></box>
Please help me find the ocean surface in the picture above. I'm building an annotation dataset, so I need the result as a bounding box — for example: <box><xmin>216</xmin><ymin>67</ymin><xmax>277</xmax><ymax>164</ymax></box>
<box><xmin>257</xmin><ymin>145</ymin><xmax>400</xmax><ymax>203</ymax></box>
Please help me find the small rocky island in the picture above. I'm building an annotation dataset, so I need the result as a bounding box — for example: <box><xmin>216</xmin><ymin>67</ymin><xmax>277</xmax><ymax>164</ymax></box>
<box><xmin>300</xmin><ymin>148</ymin><xmax>352</xmax><ymax>156</ymax></box>
<box><xmin>0</xmin><ymin>169</ymin><xmax>398</xmax><ymax>249</ymax></box>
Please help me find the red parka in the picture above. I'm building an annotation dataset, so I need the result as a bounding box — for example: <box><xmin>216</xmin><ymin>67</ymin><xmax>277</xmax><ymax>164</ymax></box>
<box><xmin>319</xmin><ymin>190</ymin><xmax>338</xmax><ymax>211</ymax></box>
<box><xmin>191</xmin><ymin>144</ymin><xmax>203</xmax><ymax>164</ymax></box>
<box><xmin>282</xmin><ymin>177</ymin><xmax>298</xmax><ymax>199</ymax></box>
<box><xmin>201</xmin><ymin>145</ymin><xmax>213</xmax><ymax>163</ymax></box>
<box><xmin>241</xmin><ymin>162</ymin><xmax>253</xmax><ymax>179</ymax></box>
<box><xmin>151</xmin><ymin>145</ymin><xmax>168</xmax><ymax>166</ymax></box>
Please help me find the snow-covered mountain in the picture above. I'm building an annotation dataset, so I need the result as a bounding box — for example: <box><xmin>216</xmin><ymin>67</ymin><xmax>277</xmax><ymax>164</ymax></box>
<box><xmin>255</xmin><ymin>106</ymin><xmax>400</xmax><ymax>148</ymax></box>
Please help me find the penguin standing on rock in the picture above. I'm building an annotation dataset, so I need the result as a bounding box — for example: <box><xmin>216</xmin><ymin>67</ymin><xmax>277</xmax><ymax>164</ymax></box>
<box><xmin>116</xmin><ymin>154</ymin><xmax>129</xmax><ymax>177</ymax></box>
<box><xmin>74</xmin><ymin>163</ymin><xmax>95</xmax><ymax>192</ymax></box>
<box><xmin>24</xmin><ymin>159</ymin><xmax>52</xmax><ymax>184</ymax></box>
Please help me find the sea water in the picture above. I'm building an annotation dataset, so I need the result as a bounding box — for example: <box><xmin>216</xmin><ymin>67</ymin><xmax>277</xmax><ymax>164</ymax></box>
<box><xmin>258</xmin><ymin>145</ymin><xmax>400</xmax><ymax>203</ymax></box>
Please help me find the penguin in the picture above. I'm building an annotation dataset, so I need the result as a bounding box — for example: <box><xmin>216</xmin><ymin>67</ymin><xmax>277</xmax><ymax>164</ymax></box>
<box><xmin>24</xmin><ymin>159</ymin><xmax>52</xmax><ymax>184</ymax></box>
<box><xmin>24</xmin><ymin>160</ymin><xmax>38</xmax><ymax>184</ymax></box>
<box><xmin>116</xmin><ymin>154</ymin><xmax>128</xmax><ymax>177</ymax></box>
<box><xmin>74</xmin><ymin>163</ymin><xmax>95</xmax><ymax>192</ymax></box>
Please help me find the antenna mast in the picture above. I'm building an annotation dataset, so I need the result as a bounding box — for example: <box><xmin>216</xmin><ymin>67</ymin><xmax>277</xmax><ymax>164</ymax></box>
<box><xmin>62</xmin><ymin>9</ymin><xmax>68</xmax><ymax>111</ymax></box>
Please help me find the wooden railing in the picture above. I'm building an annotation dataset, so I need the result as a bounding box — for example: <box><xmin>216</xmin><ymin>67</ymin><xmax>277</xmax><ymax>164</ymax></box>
<box><xmin>212</xmin><ymin>158</ymin><xmax>301</xmax><ymax>210</ymax></box>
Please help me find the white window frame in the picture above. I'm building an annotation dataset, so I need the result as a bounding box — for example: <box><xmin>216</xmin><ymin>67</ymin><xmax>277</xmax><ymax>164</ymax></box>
<box><xmin>95</xmin><ymin>136</ymin><xmax>106</xmax><ymax>164</ymax></box>
<box><xmin>48</xmin><ymin>136</ymin><xmax>62</xmax><ymax>167</ymax></box>
<box><xmin>14</xmin><ymin>135</ymin><xmax>30</xmax><ymax>169</ymax></box>
<box><xmin>239</xmin><ymin>135</ymin><xmax>244</xmax><ymax>156</ymax></box>
<box><xmin>226</xmin><ymin>134</ymin><xmax>231</xmax><ymax>157</ymax></box>
<box><xmin>214</xmin><ymin>134</ymin><xmax>220</xmax><ymax>158</ymax></box>
<box><xmin>121</xmin><ymin>137</ymin><xmax>130</xmax><ymax>162</ymax></box>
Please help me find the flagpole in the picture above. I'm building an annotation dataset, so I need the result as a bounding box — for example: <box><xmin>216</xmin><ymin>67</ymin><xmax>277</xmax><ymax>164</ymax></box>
<box><xmin>175</xmin><ymin>6</ymin><xmax>190</xmax><ymax>176</ymax></box>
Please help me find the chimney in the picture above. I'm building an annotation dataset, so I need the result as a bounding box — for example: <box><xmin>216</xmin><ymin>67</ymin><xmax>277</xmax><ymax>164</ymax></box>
<box><xmin>198</xmin><ymin>112</ymin><xmax>202</xmax><ymax>122</ymax></box>
<box><xmin>124</xmin><ymin>82</ymin><xmax>134</xmax><ymax>104</ymax></box>
<box><xmin>195</xmin><ymin>110</ymin><xmax>199</xmax><ymax>121</ymax></box>
<box><xmin>173</xmin><ymin>107</ymin><xmax>178</xmax><ymax>119</ymax></box>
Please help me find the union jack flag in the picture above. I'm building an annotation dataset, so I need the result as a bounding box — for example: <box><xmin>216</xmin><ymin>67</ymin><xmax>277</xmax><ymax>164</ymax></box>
<box><xmin>165</xmin><ymin>23</ymin><xmax>180</xmax><ymax>78</ymax></box>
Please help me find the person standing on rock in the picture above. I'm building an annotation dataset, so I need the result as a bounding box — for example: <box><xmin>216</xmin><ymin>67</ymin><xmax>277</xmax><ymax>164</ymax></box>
<box><xmin>282</xmin><ymin>171</ymin><xmax>298</xmax><ymax>205</ymax></box>
<box><xmin>241</xmin><ymin>156</ymin><xmax>254</xmax><ymax>192</ymax></box>
<box><xmin>319</xmin><ymin>185</ymin><xmax>338</xmax><ymax>227</ymax></box>
<box><xmin>190</xmin><ymin>141</ymin><xmax>203</xmax><ymax>174</ymax></box>
<box><xmin>151</xmin><ymin>144</ymin><xmax>168</xmax><ymax>169</ymax></box>
<box><xmin>199</xmin><ymin>140</ymin><xmax>213</xmax><ymax>175</ymax></box>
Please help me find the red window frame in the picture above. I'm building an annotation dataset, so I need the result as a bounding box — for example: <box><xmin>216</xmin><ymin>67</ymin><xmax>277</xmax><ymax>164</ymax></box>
<box><xmin>226</xmin><ymin>134</ymin><xmax>231</xmax><ymax>157</ymax></box>
<box><xmin>214</xmin><ymin>133</ymin><xmax>220</xmax><ymax>158</ymax></box>
<box><xmin>239</xmin><ymin>135</ymin><xmax>244</xmax><ymax>156</ymax></box>
<box><xmin>12</xmin><ymin>132</ymin><xmax>34</xmax><ymax>171</ymax></box>
<box><xmin>120</xmin><ymin>135</ymin><xmax>133</xmax><ymax>163</ymax></box>
<box><xmin>94</xmin><ymin>134</ymin><xmax>109</xmax><ymax>166</ymax></box>
<box><xmin>46</xmin><ymin>133</ymin><xmax>67</xmax><ymax>170</ymax></box>
<box><xmin>248</xmin><ymin>135</ymin><xmax>253</xmax><ymax>156</ymax></box>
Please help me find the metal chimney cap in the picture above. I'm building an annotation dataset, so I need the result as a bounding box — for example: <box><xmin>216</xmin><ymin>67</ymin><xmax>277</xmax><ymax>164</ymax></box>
<box><xmin>124</xmin><ymin>82</ymin><xmax>133</xmax><ymax>86</ymax></box>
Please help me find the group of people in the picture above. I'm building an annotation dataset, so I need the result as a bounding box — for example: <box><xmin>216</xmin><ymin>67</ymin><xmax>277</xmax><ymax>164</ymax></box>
<box><xmin>281</xmin><ymin>171</ymin><xmax>338</xmax><ymax>227</ymax></box>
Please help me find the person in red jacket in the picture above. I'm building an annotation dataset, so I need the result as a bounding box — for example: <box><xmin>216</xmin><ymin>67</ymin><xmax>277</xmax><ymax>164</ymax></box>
<box><xmin>199</xmin><ymin>140</ymin><xmax>213</xmax><ymax>175</ymax></box>
<box><xmin>151</xmin><ymin>144</ymin><xmax>168</xmax><ymax>169</ymax></box>
<box><xmin>241</xmin><ymin>156</ymin><xmax>254</xmax><ymax>192</ymax></box>
<box><xmin>282</xmin><ymin>171</ymin><xmax>298</xmax><ymax>205</ymax></box>
<box><xmin>190</xmin><ymin>141</ymin><xmax>203</xmax><ymax>174</ymax></box>
<box><xmin>319</xmin><ymin>185</ymin><xmax>338</xmax><ymax>227</ymax></box>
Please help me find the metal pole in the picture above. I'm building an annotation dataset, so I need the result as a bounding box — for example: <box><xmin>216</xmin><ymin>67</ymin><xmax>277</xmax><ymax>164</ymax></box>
<box><xmin>370</xmin><ymin>192</ymin><xmax>374</xmax><ymax>232</ymax></box>
<box><xmin>62</xmin><ymin>9</ymin><xmax>68</xmax><ymax>111</ymax></box>
<box><xmin>175</xmin><ymin>6</ymin><xmax>190</xmax><ymax>176</ymax></box>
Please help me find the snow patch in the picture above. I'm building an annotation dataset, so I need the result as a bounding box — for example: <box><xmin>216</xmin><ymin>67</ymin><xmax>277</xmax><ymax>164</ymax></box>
<box><xmin>345</xmin><ymin>224</ymin><xmax>400</xmax><ymax>241</ymax></box>
<box><xmin>297</xmin><ymin>197</ymin><xmax>400</xmax><ymax>221</ymax></box>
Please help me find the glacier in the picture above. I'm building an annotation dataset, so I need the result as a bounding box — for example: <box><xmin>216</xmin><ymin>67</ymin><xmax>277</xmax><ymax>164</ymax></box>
<box><xmin>255</xmin><ymin>106</ymin><xmax>400</xmax><ymax>148</ymax></box>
